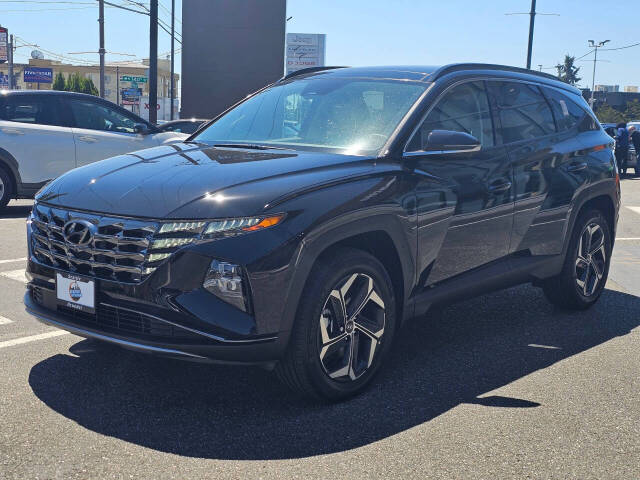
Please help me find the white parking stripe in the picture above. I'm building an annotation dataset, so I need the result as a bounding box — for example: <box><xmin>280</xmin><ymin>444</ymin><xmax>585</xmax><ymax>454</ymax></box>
<box><xmin>0</xmin><ymin>269</ymin><xmax>26</xmax><ymax>283</ymax></box>
<box><xmin>0</xmin><ymin>257</ymin><xmax>27</xmax><ymax>265</ymax></box>
<box><xmin>626</xmin><ymin>206</ymin><xmax>640</xmax><ymax>215</ymax></box>
<box><xmin>0</xmin><ymin>330</ymin><xmax>69</xmax><ymax>349</ymax></box>
<box><xmin>616</xmin><ymin>237</ymin><xmax>640</xmax><ymax>240</ymax></box>
<box><xmin>0</xmin><ymin>316</ymin><xmax>13</xmax><ymax>325</ymax></box>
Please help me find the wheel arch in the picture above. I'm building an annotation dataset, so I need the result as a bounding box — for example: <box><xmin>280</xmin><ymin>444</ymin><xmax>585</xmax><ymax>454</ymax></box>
<box><xmin>0</xmin><ymin>147</ymin><xmax>21</xmax><ymax>198</ymax></box>
<box><xmin>276</xmin><ymin>214</ymin><xmax>415</xmax><ymax>355</ymax></box>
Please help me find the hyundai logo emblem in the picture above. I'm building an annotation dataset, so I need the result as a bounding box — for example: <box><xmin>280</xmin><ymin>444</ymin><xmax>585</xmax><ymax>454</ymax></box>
<box><xmin>63</xmin><ymin>219</ymin><xmax>96</xmax><ymax>246</ymax></box>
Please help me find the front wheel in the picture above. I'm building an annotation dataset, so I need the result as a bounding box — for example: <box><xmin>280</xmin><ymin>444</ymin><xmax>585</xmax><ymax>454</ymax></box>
<box><xmin>276</xmin><ymin>248</ymin><xmax>396</xmax><ymax>401</ymax></box>
<box><xmin>542</xmin><ymin>209</ymin><xmax>612</xmax><ymax>310</ymax></box>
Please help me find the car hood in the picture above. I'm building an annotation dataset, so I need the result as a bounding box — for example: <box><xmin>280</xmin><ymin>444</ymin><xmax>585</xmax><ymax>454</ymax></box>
<box><xmin>37</xmin><ymin>143</ymin><xmax>374</xmax><ymax>219</ymax></box>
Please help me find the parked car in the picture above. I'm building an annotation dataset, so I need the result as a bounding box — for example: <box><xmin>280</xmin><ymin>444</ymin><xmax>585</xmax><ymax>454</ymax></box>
<box><xmin>0</xmin><ymin>90</ymin><xmax>188</xmax><ymax>210</ymax></box>
<box><xmin>157</xmin><ymin>118</ymin><xmax>208</xmax><ymax>135</ymax></box>
<box><xmin>602</xmin><ymin>122</ymin><xmax>637</xmax><ymax>175</ymax></box>
<box><xmin>25</xmin><ymin>64</ymin><xmax>619</xmax><ymax>401</ymax></box>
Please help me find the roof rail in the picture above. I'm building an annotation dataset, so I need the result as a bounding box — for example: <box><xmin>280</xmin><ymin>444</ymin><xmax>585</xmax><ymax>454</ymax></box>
<box><xmin>430</xmin><ymin>63</ymin><xmax>581</xmax><ymax>94</ymax></box>
<box><xmin>280</xmin><ymin>66</ymin><xmax>348</xmax><ymax>81</ymax></box>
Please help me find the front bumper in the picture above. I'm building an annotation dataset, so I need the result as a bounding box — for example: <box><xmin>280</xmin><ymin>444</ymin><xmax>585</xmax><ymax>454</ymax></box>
<box><xmin>24</xmin><ymin>266</ymin><xmax>284</xmax><ymax>366</ymax></box>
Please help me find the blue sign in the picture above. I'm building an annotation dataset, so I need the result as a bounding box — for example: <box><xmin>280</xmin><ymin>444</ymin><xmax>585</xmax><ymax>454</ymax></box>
<box><xmin>0</xmin><ymin>73</ymin><xmax>8</xmax><ymax>88</ymax></box>
<box><xmin>23</xmin><ymin>67</ymin><xmax>53</xmax><ymax>84</ymax></box>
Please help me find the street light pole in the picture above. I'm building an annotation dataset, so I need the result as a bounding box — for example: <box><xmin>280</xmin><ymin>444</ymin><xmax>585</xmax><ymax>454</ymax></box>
<box><xmin>526</xmin><ymin>0</ymin><xmax>536</xmax><ymax>69</ymax></box>
<box><xmin>149</xmin><ymin>0</ymin><xmax>158</xmax><ymax>124</ymax></box>
<box><xmin>588</xmin><ymin>39</ymin><xmax>610</xmax><ymax>108</ymax></box>
<box><xmin>98</xmin><ymin>0</ymin><xmax>105</xmax><ymax>98</ymax></box>
<box><xmin>170</xmin><ymin>0</ymin><xmax>175</xmax><ymax>120</ymax></box>
<box><xmin>8</xmin><ymin>34</ymin><xmax>13</xmax><ymax>90</ymax></box>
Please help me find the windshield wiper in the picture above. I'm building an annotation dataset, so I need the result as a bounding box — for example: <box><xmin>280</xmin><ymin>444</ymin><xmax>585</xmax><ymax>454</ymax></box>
<box><xmin>212</xmin><ymin>143</ymin><xmax>290</xmax><ymax>151</ymax></box>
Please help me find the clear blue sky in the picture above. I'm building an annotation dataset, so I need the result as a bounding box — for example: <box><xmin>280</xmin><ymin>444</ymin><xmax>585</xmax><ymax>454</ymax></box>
<box><xmin>2</xmin><ymin>0</ymin><xmax>639</xmax><ymax>89</ymax></box>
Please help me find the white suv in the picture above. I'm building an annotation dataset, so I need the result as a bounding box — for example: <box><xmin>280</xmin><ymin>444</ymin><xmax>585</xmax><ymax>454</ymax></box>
<box><xmin>0</xmin><ymin>90</ymin><xmax>188</xmax><ymax>210</ymax></box>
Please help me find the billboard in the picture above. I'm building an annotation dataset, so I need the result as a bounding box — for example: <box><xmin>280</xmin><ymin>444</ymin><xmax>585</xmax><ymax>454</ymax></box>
<box><xmin>24</xmin><ymin>67</ymin><xmax>53</xmax><ymax>83</ymax></box>
<box><xmin>286</xmin><ymin>33</ymin><xmax>326</xmax><ymax>75</ymax></box>
<box><xmin>0</xmin><ymin>27</ymin><xmax>7</xmax><ymax>64</ymax></box>
<box><xmin>121</xmin><ymin>87</ymin><xmax>142</xmax><ymax>105</ymax></box>
<box><xmin>0</xmin><ymin>73</ymin><xmax>8</xmax><ymax>89</ymax></box>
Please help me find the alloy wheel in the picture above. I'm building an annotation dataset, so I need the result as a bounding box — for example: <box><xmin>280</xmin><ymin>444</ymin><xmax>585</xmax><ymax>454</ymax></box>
<box><xmin>317</xmin><ymin>273</ymin><xmax>386</xmax><ymax>381</ymax></box>
<box><xmin>575</xmin><ymin>222</ymin><xmax>606</xmax><ymax>297</ymax></box>
<box><xmin>0</xmin><ymin>175</ymin><xmax>4</xmax><ymax>202</ymax></box>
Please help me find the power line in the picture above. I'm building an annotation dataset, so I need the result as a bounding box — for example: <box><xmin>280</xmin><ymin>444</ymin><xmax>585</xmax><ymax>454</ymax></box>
<box><xmin>602</xmin><ymin>42</ymin><xmax>640</xmax><ymax>51</ymax></box>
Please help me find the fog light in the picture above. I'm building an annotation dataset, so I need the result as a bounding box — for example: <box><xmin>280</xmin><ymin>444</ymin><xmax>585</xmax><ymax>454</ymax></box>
<box><xmin>203</xmin><ymin>260</ymin><xmax>249</xmax><ymax>312</ymax></box>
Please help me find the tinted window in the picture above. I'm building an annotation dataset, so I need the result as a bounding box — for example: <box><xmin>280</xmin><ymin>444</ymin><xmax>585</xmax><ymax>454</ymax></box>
<box><xmin>68</xmin><ymin>99</ymin><xmax>138</xmax><ymax>133</ymax></box>
<box><xmin>407</xmin><ymin>81</ymin><xmax>494</xmax><ymax>151</ymax></box>
<box><xmin>194</xmin><ymin>78</ymin><xmax>426</xmax><ymax>154</ymax></box>
<box><xmin>0</xmin><ymin>95</ymin><xmax>63</xmax><ymax>126</ymax></box>
<box><xmin>488</xmin><ymin>81</ymin><xmax>555</xmax><ymax>143</ymax></box>
<box><xmin>543</xmin><ymin>87</ymin><xmax>598</xmax><ymax>132</ymax></box>
<box><xmin>163</xmin><ymin>122</ymin><xmax>201</xmax><ymax>134</ymax></box>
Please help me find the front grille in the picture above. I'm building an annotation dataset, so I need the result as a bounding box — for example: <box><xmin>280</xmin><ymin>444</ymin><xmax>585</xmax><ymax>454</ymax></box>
<box><xmin>30</xmin><ymin>204</ymin><xmax>203</xmax><ymax>283</ymax></box>
<box><xmin>56</xmin><ymin>304</ymin><xmax>204</xmax><ymax>342</ymax></box>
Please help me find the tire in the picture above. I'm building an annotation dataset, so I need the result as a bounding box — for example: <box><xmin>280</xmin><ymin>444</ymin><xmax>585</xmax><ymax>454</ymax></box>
<box><xmin>542</xmin><ymin>209</ymin><xmax>612</xmax><ymax>310</ymax></box>
<box><xmin>275</xmin><ymin>247</ymin><xmax>396</xmax><ymax>401</ymax></box>
<box><xmin>0</xmin><ymin>165</ymin><xmax>13</xmax><ymax>211</ymax></box>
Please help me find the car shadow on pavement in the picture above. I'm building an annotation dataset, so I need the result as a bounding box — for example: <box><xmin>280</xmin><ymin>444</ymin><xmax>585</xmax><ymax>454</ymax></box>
<box><xmin>28</xmin><ymin>284</ymin><xmax>640</xmax><ymax>460</ymax></box>
<box><xmin>1</xmin><ymin>203</ymin><xmax>32</xmax><ymax>219</ymax></box>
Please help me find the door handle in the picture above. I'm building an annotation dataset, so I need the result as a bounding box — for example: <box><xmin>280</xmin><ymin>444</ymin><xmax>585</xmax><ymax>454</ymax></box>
<box><xmin>1</xmin><ymin>128</ymin><xmax>24</xmax><ymax>135</ymax></box>
<box><xmin>488</xmin><ymin>180</ymin><xmax>512</xmax><ymax>194</ymax></box>
<box><xmin>77</xmin><ymin>135</ymin><xmax>98</xmax><ymax>143</ymax></box>
<box><xmin>566</xmin><ymin>161</ymin><xmax>587</xmax><ymax>172</ymax></box>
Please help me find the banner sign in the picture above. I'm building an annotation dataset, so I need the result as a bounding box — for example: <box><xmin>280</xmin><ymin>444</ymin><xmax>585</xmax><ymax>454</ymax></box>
<box><xmin>121</xmin><ymin>87</ymin><xmax>142</xmax><ymax>105</ymax></box>
<box><xmin>0</xmin><ymin>72</ymin><xmax>8</xmax><ymax>88</ymax></box>
<box><xmin>0</xmin><ymin>27</ymin><xmax>7</xmax><ymax>64</ymax></box>
<box><xmin>286</xmin><ymin>33</ymin><xmax>326</xmax><ymax>75</ymax></box>
<box><xmin>24</xmin><ymin>67</ymin><xmax>53</xmax><ymax>83</ymax></box>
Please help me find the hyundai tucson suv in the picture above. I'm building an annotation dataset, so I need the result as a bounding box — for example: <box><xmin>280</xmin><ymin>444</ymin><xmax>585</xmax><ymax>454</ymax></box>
<box><xmin>24</xmin><ymin>64</ymin><xmax>619</xmax><ymax>401</ymax></box>
<box><xmin>0</xmin><ymin>90</ymin><xmax>187</xmax><ymax>210</ymax></box>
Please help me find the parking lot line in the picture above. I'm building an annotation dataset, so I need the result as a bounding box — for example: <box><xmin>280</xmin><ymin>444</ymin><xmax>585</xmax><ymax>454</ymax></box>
<box><xmin>626</xmin><ymin>206</ymin><xmax>640</xmax><ymax>216</ymax></box>
<box><xmin>0</xmin><ymin>330</ymin><xmax>69</xmax><ymax>350</ymax></box>
<box><xmin>0</xmin><ymin>269</ymin><xmax>26</xmax><ymax>283</ymax></box>
<box><xmin>0</xmin><ymin>257</ymin><xmax>28</xmax><ymax>265</ymax></box>
<box><xmin>0</xmin><ymin>316</ymin><xmax>13</xmax><ymax>325</ymax></box>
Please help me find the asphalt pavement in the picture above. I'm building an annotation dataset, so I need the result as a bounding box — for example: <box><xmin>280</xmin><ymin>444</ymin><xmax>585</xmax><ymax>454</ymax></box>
<box><xmin>1</xmin><ymin>183</ymin><xmax>639</xmax><ymax>479</ymax></box>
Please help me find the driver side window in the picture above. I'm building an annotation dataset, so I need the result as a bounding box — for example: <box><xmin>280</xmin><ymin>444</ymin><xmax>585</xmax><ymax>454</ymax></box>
<box><xmin>407</xmin><ymin>81</ymin><xmax>494</xmax><ymax>151</ymax></box>
<box><xmin>68</xmin><ymin>99</ymin><xmax>137</xmax><ymax>134</ymax></box>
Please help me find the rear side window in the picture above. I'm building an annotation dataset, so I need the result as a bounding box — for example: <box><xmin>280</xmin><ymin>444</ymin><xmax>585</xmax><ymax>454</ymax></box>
<box><xmin>68</xmin><ymin>99</ymin><xmax>138</xmax><ymax>133</ymax></box>
<box><xmin>407</xmin><ymin>80</ymin><xmax>494</xmax><ymax>151</ymax></box>
<box><xmin>543</xmin><ymin>87</ymin><xmax>598</xmax><ymax>132</ymax></box>
<box><xmin>0</xmin><ymin>95</ymin><xmax>63</xmax><ymax>126</ymax></box>
<box><xmin>488</xmin><ymin>81</ymin><xmax>555</xmax><ymax>143</ymax></box>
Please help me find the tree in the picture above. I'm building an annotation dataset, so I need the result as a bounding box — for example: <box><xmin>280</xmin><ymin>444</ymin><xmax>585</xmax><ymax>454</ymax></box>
<box><xmin>624</xmin><ymin>99</ymin><xmax>640</xmax><ymax>121</ymax></box>
<box><xmin>594</xmin><ymin>104</ymin><xmax>626</xmax><ymax>124</ymax></box>
<box><xmin>52</xmin><ymin>72</ymin><xmax>66</xmax><ymax>91</ymax></box>
<box><xmin>65</xmin><ymin>72</ymin><xmax>83</xmax><ymax>93</ymax></box>
<box><xmin>556</xmin><ymin>54</ymin><xmax>581</xmax><ymax>86</ymax></box>
<box><xmin>80</xmin><ymin>77</ymin><xmax>99</xmax><ymax>96</ymax></box>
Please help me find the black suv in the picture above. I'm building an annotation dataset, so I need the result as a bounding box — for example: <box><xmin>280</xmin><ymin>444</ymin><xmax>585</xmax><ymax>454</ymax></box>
<box><xmin>25</xmin><ymin>64</ymin><xmax>619</xmax><ymax>400</ymax></box>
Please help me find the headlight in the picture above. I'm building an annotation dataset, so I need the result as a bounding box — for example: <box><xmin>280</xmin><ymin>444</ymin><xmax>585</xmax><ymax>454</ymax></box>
<box><xmin>203</xmin><ymin>214</ymin><xmax>284</xmax><ymax>237</ymax></box>
<box><xmin>203</xmin><ymin>260</ymin><xmax>250</xmax><ymax>312</ymax></box>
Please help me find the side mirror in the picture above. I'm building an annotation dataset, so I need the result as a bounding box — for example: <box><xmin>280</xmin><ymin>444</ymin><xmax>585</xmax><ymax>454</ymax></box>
<box><xmin>422</xmin><ymin>129</ymin><xmax>481</xmax><ymax>153</ymax></box>
<box><xmin>133</xmin><ymin>123</ymin><xmax>150</xmax><ymax>135</ymax></box>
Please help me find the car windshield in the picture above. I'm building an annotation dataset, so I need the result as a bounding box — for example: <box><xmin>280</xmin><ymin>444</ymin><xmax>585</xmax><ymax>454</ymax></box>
<box><xmin>193</xmin><ymin>77</ymin><xmax>427</xmax><ymax>154</ymax></box>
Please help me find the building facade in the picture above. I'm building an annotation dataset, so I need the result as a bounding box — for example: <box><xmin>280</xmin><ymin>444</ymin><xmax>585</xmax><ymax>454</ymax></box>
<box><xmin>0</xmin><ymin>57</ymin><xmax>179</xmax><ymax>117</ymax></box>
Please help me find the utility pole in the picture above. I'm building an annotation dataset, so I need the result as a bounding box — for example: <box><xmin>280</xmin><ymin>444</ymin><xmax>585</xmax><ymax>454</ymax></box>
<box><xmin>149</xmin><ymin>0</ymin><xmax>158</xmax><ymax>124</ymax></box>
<box><xmin>170</xmin><ymin>0</ymin><xmax>175</xmax><ymax>120</ymax></box>
<box><xmin>588</xmin><ymin>39</ymin><xmax>610</xmax><ymax>108</ymax></box>
<box><xmin>116</xmin><ymin>65</ymin><xmax>120</xmax><ymax>106</ymax></box>
<box><xmin>98</xmin><ymin>0</ymin><xmax>105</xmax><ymax>98</ymax></box>
<box><xmin>526</xmin><ymin>0</ymin><xmax>536</xmax><ymax>69</ymax></box>
<box><xmin>8</xmin><ymin>34</ymin><xmax>13</xmax><ymax>90</ymax></box>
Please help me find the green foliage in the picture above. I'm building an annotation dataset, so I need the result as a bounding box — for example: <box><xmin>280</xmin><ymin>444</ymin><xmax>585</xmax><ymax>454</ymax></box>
<box><xmin>625</xmin><ymin>99</ymin><xmax>640</xmax><ymax>121</ymax></box>
<box><xmin>52</xmin><ymin>72</ymin><xmax>66</xmax><ymax>91</ymax></box>
<box><xmin>594</xmin><ymin>104</ymin><xmax>626</xmax><ymax>124</ymax></box>
<box><xmin>556</xmin><ymin>54</ymin><xmax>581</xmax><ymax>86</ymax></box>
<box><xmin>62</xmin><ymin>72</ymin><xmax>98</xmax><ymax>96</ymax></box>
